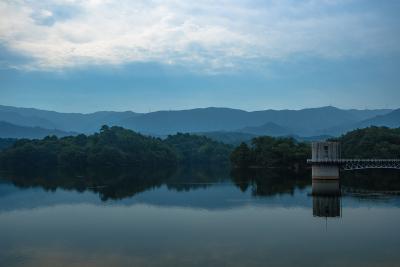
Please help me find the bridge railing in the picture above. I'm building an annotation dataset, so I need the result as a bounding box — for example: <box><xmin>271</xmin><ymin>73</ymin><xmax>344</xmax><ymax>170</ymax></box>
<box><xmin>307</xmin><ymin>158</ymin><xmax>400</xmax><ymax>170</ymax></box>
<box><xmin>307</xmin><ymin>159</ymin><xmax>400</xmax><ymax>164</ymax></box>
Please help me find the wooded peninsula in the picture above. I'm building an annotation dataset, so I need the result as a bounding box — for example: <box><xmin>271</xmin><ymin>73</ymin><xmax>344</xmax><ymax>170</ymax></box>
<box><xmin>0</xmin><ymin>126</ymin><xmax>399</xmax><ymax>173</ymax></box>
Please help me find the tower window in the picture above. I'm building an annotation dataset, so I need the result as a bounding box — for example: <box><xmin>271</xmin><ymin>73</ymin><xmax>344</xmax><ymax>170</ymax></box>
<box><xmin>324</xmin><ymin>145</ymin><xmax>329</xmax><ymax>158</ymax></box>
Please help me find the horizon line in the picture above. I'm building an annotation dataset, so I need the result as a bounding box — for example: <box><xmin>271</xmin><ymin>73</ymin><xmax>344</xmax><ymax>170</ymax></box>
<box><xmin>0</xmin><ymin>104</ymin><xmax>397</xmax><ymax>115</ymax></box>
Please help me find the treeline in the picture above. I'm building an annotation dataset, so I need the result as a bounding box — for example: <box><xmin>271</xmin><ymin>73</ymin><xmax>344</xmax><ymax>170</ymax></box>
<box><xmin>230</xmin><ymin>136</ymin><xmax>310</xmax><ymax>169</ymax></box>
<box><xmin>230</xmin><ymin>126</ymin><xmax>400</xmax><ymax>169</ymax></box>
<box><xmin>0</xmin><ymin>126</ymin><xmax>232</xmax><ymax>172</ymax></box>
<box><xmin>2</xmin><ymin>125</ymin><xmax>398</xmax><ymax>173</ymax></box>
<box><xmin>164</xmin><ymin>133</ymin><xmax>232</xmax><ymax>164</ymax></box>
<box><xmin>0</xmin><ymin>138</ymin><xmax>16</xmax><ymax>151</ymax></box>
<box><xmin>333</xmin><ymin>126</ymin><xmax>400</xmax><ymax>158</ymax></box>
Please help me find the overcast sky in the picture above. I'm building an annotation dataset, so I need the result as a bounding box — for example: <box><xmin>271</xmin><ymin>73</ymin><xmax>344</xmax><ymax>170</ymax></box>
<box><xmin>1</xmin><ymin>0</ymin><xmax>399</xmax><ymax>112</ymax></box>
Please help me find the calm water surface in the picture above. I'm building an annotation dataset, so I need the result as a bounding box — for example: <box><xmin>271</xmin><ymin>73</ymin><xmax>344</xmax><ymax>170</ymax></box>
<box><xmin>0</xmin><ymin>168</ymin><xmax>400</xmax><ymax>267</ymax></box>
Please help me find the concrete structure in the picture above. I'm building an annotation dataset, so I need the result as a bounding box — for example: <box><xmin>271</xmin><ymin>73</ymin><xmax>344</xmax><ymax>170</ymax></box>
<box><xmin>308</xmin><ymin>141</ymin><xmax>400</xmax><ymax>171</ymax></box>
<box><xmin>312</xmin><ymin>165</ymin><xmax>340</xmax><ymax>180</ymax></box>
<box><xmin>308</xmin><ymin>141</ymin><xmax>400</xmax><ymax>217</ymax></box>
<box><xmin>310</xmin><ymin>142</ymin><xmax>340</xmax><ymax>181</ymax></box>
<box><xmin>308</xmin><ymin>141</ymin><xmax>400</xmax><ymax>195</ymax></box>
<box><xmin>311</xmin><ymin>142</ymin><xmax>340</xmax><ymax>162</ymax></box>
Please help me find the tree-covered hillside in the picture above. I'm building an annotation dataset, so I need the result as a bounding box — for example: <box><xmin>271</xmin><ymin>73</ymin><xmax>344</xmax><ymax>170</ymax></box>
<box><xmin>0</xmin><ymin>126</ymin><xmax>232</xmax><ymax>172</ymax></box>
<box><xmin>164</xmin><ymin>133</ymin><xmax>233</xmax><ymax>164</ymax></box>
<box><xmin>0</xmin><ymin>138</ymin><xmax>17</xmax><ymax>151</ymax></box>
<box><xmin>230</xmin><ymin>126</ymin><xmax>400</xmax><ymax>170</ymax></box>
<box><xmin>334</xmin><ymin>126</ymin><xmax>400</xmax><ymax>158</ymax></box>
<box><xmin>230</xmin><ymin>137</ymin><xmax>310</xmax><ymax>169</ymax></box>
<box><xmin>0</xmin><ymin>126</ymin><xmax>177</xmax><ymax>171</ymax></box>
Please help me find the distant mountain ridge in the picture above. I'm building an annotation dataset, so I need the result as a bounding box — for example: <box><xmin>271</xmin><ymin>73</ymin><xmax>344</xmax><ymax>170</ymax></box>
<box><xmin>318</xmin><ymin>108</ymin><xmax>400</xmax><ymax>136</ymax></box>
<box><xmin>119</xmin><ymin>106</ymin><xmax>392</xmax><ymax>136</ymax></box>
<box><xmin>0</xmin><ymin>105</ymin><xmax>396</xmax><ymax>139</ymax></box>
<box><xmin>359</xmin><ymin>109</ymin><xmax>400</xmax><ymax>128</ymax></box>
<box><xmin>237</xmin><ymin>122</ymin><xmax>292</xmax><ymax>136</ymax></box>
<box><xmin>0</xmin><ymin>105</ymin><xmax>139</xmax><ymax>133</ymax></box>
<box><xmin>0</xmin><ymin>121</ymin><xmax>77</xmax><ymax>139</ymax></box>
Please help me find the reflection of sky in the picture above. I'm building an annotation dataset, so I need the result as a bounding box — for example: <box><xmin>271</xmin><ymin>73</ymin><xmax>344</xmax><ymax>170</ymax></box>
<box><xmin>0</xmin><ymin>181</ymin><xmax>400</xmax><ymax>267</ymax></box>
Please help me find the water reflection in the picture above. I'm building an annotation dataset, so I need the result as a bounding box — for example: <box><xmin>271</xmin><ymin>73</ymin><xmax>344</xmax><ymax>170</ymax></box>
<box><xmin>312</xmin><ymin>196</ymin><xmax>341</xmax><ymax>217</ymax></box>
<box><xmin>1</xmin><ymin>168</ymin><xmax>400</xmax><ymax>267</ymax></box>
<box><xmin>2</xmin><ymin>167</ymin><xmax>400</xmax><ymax>202</ymax></box>
<box><xmin>231</xmin><ymin>168</ymin><xmax>310</xmax><ymax>196</ymax></box>
<box><xmin>310</xmin><ymin>169</ymin><xmax>400</xmax><ymax>218</ymax></box>
<box><xmin>311</xmin><ymin>179</ymin><xmax>341</xmax><ymax>217</ymax></box>
<box><xmin>0</xmin><ymin>165</ymin><xmax>231</xmax><ymax>201</ymax></box>
<box><xmin>312</xmin><ymin>179</ymin><xmax>340</xmax><ymax>196</ymax></box>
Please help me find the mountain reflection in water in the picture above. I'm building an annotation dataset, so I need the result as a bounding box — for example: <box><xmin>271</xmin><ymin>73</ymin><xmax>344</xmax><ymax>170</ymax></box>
<box><xmin>1</xmin><ymin>167</ymin><xmax>400</xmax><ymax>267</ymax></box>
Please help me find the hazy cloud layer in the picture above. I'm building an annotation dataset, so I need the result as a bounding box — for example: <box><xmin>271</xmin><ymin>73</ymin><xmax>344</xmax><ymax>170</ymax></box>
<box><xmin>0</xmin><ymin>0</ymin><xmax>399</xmax><ymax>71</ymax></box>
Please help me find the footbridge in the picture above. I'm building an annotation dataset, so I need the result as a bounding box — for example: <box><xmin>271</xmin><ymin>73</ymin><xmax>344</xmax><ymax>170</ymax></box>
<box><xmin>307</xmin><ymin>159</ymin><xmax>400</xmax><ymax>171</ymax></box>
<box><xmin>308</xmin><ymin>142</ymin><xmax>400</xmax><ymax>195</ymax></box>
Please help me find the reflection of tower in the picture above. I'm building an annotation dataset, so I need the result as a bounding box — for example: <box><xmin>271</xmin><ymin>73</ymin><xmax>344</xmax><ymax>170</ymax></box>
<box><xmin>312</xmin><ymin>179</ymin><xmax>342</xmax><ymax>230</ymax></box>
<box><xmin>312</xmin><ymin>179</ymin><xmax>341</xmax><ymax>218</ymax></box>
<box><xmin>312</xmin><ymin>179</ymin><xmax>341</xmax><ymax>196</ymax></box>
<box><xmin>312</xmin><ymin>195</ymin><xmax>341</xmax><ymax>218</ymax></box>
<box><xmin>310</xmin><ymin>143</ymin><xmax>342</xmax><ymax>221</ymax></box>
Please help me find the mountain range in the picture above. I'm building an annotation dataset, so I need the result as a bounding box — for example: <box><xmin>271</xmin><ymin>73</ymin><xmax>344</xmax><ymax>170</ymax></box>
<box><xmin>0</xmin><ymin>121</ymin><xmax>77</xmax><ymax>139</ymax></box>
<box><xmin>0</xmin><ymin>105</ymin><xmax>398</xmax><ymax>141</ymax></box>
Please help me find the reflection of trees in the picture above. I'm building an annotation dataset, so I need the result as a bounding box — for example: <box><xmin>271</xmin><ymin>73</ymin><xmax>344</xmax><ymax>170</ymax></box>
<box><xmin>1</xmin><ymin>164</ymin><xmax>232</xmax><ymax>201</ymax></box>
<box><xmin>230</xmin><ymin>168</ymin><xmax>310</xmax><ymax>197</ymax></box>
<box><xmin>4</xmin><ymin>165</ymin><xmax>313</xmax><ymax>201</ymax></box>
<box><xmin>341</xmin><ymin>169</ymin><xmax>400</xmax><ymax>191</ymax></box>
<box><xmin>165</xmin><ymin>165</ymin><xmax>230</xmax><ymax>192</ymax></box>
<box><xmin>5</xmin><ymin>166</ymin><xmax>398</xmax><ymax>203</ymax></box>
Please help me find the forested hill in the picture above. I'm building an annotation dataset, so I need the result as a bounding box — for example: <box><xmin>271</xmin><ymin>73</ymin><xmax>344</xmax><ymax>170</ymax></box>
<box><xmin>0</xmin><ymin>126</ymin><xmax>232</xmax><ymax>172</ymax></box>
<box><xmin>164</xmin><ymin>133</ymin><xmax>232</xmax><ymax>164</ymax></box>
<box><xmin>0</xmin><ymin>138</ymin><xmax>16</xmax><ymax>151</ymax></box>
<box><xmin>230</xmin><ymin>126</ymin><xmax>400</xmax><ymax>169</ymax></box>
<box><xmin>334</xmin><ymin>126</ymin><xmax>400</xmax><ymax>158</ymax></box>
<box><xmin>230</xmin><ymin>137</ymin><xmax>310</xmax><ymax>169</ymax></box>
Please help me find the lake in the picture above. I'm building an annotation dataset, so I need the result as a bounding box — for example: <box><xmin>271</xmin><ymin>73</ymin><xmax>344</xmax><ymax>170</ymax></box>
<box><xmin>1</xmin><ymin>168</ymin><xmax>400</xmax><ymax>267</ymax></box>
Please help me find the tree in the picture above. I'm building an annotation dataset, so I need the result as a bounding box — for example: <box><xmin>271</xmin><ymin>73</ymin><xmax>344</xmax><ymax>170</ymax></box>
<box><xmin>230</xmin><ymin>142</ymin><xmax>252</xmax><ymax>168</ymax></box>
<box><xmin>230</xmin><ymin>136</ymin><xmax>310</xmax><ymax>169</ymax></box>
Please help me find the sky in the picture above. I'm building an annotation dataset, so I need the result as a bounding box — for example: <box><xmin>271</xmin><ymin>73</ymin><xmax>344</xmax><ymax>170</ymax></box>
<box><xmin>0</xmin><ymin>0</ymin><xmax>400</xmax><ymax>113</ymax></box>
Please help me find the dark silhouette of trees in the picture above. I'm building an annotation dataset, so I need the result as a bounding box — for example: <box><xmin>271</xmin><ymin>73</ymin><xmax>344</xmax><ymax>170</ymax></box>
<box><xmin>230</xmin><ymin>142</ymin><xmax>252</xmax><ymax>168</ymax></box>
<box><xmin>164</xmin><ymin>133</ymin><xmax>232</xmax><ymax>165</ymax></box>
<box><xmin>230</xmin><ymin>136</ymin><xmax>310</xmax><ymax>169</ymax></box>
<box><xmin>332</xmin><ymin>126</ymin><xmax>400</xmax><ymax>158</ymax></box>
<box><xmin>0</xmin><ymin>126</ymin><xmax>233</xmax><ymax>172</ymax></box>
<box><xmin>0</xmin><ymin>126</ymin><xmax>177</xmax><ymax>171</ymax></box>
<box><xmin>0</xmin><ymin>138</ymin><xmax>17</xmax><ymax>151</ymax></box>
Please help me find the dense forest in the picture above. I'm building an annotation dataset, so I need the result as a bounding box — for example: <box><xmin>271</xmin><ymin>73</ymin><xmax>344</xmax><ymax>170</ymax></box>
<box><xmin>230</xmin><ymin>126</ymin><xmax>400</xmax><ymax>169</ymax></box>
<box><xmin>0</xmin><ymin>126</ymin><xmax>232</xmax><ymax>172</ymax></box>
<box><xmin>1</xmin><ymin>125</ymin><xmax>399</xmax><ymax>173</ymax></box>
<box><xmin>0</xmin><ymin>138</ymin><xmax>16</xmax><ymax>151</ymax></box>
<box><xmin>164</xmin><ymin>133</ymin><xmax>232</xmax><ymax>164</ymax></box>
<box><xmin>0</xmin><ymin>126</ymin><xmax>177</xmax><ymax>171</ymax></box>
<box><xmin>230</xmin><ymin>136</ymin><xmax>310</xmax><ymax>169</ymax></box>
<box><xmin>333</xmin><ymin>126</ymin><xmax>400</xmax><ymax>158</ymax></box>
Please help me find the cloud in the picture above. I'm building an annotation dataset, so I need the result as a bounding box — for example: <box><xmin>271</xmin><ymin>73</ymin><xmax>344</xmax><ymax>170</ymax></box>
<box><xmin>0</xmin><ymin>0</ymin><xmax>398</xmax><ymax>71</ymax></box>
